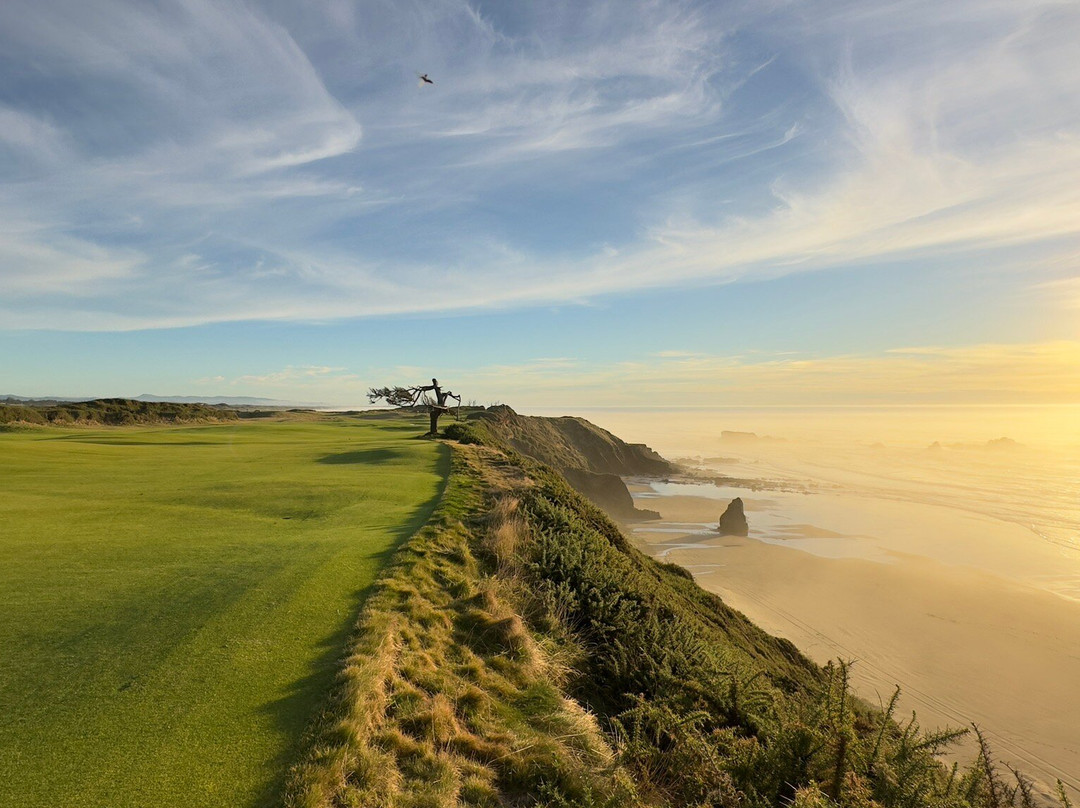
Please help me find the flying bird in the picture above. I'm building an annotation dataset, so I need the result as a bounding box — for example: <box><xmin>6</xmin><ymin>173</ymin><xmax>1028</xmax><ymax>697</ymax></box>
<box><xmin>417</xmin><ymin>73</ymin><xmax>434</xmax><ymax>87</ymax></box>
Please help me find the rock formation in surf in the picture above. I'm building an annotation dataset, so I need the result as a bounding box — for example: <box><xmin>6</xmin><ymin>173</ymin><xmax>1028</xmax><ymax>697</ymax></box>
<box><xmin>718</xmin><ymin>497</ymin><xmax>749</xmax><ymax>536</ymax></box>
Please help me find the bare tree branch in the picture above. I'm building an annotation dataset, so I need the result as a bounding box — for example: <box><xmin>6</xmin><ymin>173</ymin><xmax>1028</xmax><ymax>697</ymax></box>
<box><xmin>368</xmin><ymin>379</ymin><xmax>462</xmax><ymax>435</ymax></box>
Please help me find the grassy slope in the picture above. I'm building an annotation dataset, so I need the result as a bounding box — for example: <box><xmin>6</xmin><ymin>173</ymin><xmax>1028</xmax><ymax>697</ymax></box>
<box><xmin>0</xmin><ymin>415</ymin><xmax>447</xmax><ymax>808</ymax></box>
<box><xmin>289</xmin><ymin>426</ymin><xmax>1031</xmax><ymax>808</ymax></box>
<box><xmin>286</xmin><ymin>441</ymin><xmax>827</xmax><ymax>807</ymax></box>
<box><xmin>285</xmin><ymin>443</ymin><xmax>634</xmax><ymax>808</ymax></box>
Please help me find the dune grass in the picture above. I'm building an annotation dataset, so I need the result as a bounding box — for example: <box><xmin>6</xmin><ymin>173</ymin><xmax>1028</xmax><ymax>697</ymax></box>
<box><xmin>286</xmin><ymin>428</ymin><xmax>1056</xmax><ymax>808</ymax></box>
<box><xmin>0</xmin><ymin>414</ymin><xmax>447</xmax><ymax>808</ymax></box>
<box><xmin>284</xmin><ymin>441</ymin><xmax>636</xmax><ymax>808</ymax></box>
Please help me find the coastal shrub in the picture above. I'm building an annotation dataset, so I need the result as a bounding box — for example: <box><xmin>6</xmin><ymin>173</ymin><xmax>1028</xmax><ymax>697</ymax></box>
<box><xmin>442</xmin><ymin>420</ymin><xmax>492</xmax><ymax>445</ymax></box>
<box><xmin>0</xmin><ymin>404</ymin><xmax>47</xmax><ymax>425</ymax></box>
<box><xmin>504</xmin><ymin>457</ymin><xmax>1049</xmax><ymax>808</ymax></box>
<box><xmin>658</xmin><ymin>560</ymin><xmax>695</xmax><ymax>580</ymax></box>
<box><xmin>283</xmin><ymin>447</ymin><xmax>639</xmax><ymax>808</ymax></box>
<box><xmin>0</xmin><ymin>399</ymin><xmax>238</xmax><ymax>426</ymax></box>
<box><xmin>286</xmin><ymin>440</ymin><xmax>1066</xmax><ymax>808</ymax></box>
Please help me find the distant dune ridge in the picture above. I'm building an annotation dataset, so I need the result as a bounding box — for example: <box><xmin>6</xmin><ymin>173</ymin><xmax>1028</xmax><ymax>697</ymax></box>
<box><xmin>2</xmin><ymin>393</ymin><xmax>324</xmax><ymax>408</ymax></box>
<box><xmin>0</xmin><ymin>398</ymin><xmax>240</xmax><ymax>426</ymax></box>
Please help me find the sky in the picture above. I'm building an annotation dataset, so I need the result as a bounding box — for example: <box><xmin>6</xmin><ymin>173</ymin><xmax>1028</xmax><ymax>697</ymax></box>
<box><xmin>1</xmin><ymin>0</ymin><xmax>1078</xmax><ymax>408</ymax></box>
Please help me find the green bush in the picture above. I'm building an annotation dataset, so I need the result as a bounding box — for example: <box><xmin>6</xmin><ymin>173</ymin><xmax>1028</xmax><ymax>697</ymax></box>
<box><xmin>0</xmin><ymin>399</ymin><xmax>239</xmax><ymax>427</ymax></box>
<box><xmin>503</xmin><ymin>460</ymin><xmax>1019</xmax><ymax>808</ymax></box>
<box><xmin>0</xmin><ymin>405</ymin><xmax>46</xmax><ymax>425</ymax></box>
<box><xmin>442</xmin><ymin>420</ymin><xmax>492</xmax><ymax>445</ymax></box>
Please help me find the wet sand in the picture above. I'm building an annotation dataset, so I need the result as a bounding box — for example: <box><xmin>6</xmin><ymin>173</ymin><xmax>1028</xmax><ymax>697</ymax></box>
<box><xmin>629</xmin><ymin>483</ymin><xmax>1080</xmax><ymax>801</ymax></box>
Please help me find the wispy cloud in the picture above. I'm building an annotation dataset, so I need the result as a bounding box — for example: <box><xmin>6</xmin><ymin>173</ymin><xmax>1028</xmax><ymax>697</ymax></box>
<box><xmin>0</xmin><ymin>0</ymin><xmax>1077</xmax><ymax>330</ymax></box>
<box><xmin>452</xmin><ymin>341</ymin><xmax>1080</xmax><ymax>407</ymax></box>
<box><xmin>204</xmin><ymin>342</ymin><xmax>1080</xmax><ymax>408</ymax></box>
<box><xmin>0</xmin><ymin>224</ymin><xmax>143</xmax><ymax>294</ymax></box>
<box><xmin>234</xmin><ymin>365</ymin><xmax>358</xmax><ymax>386</ymax></box>
<box><xmin>0</xmin><ymin>104</ymin><xmax>72</xmax><ymax>166</ymax></box>
<box><xmin>649</xmin><ymin>350</ymin><xmax>705</xmax><ymax>359</ymax></box>
<box><xmin>1034</xmin><ymin>275</ymin><xmax>1080</xmax><ymax>310</ymax></box>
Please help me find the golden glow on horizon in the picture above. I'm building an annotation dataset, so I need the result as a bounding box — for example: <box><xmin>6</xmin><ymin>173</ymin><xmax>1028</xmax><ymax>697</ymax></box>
<box><xmin>193</xmin><ymin>340</ymin><xmax>1080</xmax><ymax>447</ymax></box>
<box><xmin>576</xmin><ymin>404</ymin><xmax>1080</xmax><ymax>453</ymax></box>
<box><xmin>452</xmin><ymin>340</ymin><xmax>1080</xmax><ymax>407</ymax></box>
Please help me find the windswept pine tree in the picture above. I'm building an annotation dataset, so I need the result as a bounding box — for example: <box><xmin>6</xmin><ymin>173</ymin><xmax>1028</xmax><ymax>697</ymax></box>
<box><xmin>368</xmin><ymin>378</ymin><xmax>461</xmax><ymax>435</ymax></box>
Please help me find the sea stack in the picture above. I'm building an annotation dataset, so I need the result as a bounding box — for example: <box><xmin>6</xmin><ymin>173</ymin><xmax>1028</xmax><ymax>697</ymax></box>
<box><xmin>717</xmin><ymin>497</ymin><xmax>749</xmax><ymax>536</ymax></box>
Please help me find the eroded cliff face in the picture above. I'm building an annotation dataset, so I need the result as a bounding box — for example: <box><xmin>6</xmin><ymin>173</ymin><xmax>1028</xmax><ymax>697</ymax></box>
<box><xmin>286</xmin><ymin>418</ymin><xmax>1032</xmax><ymax>808</ymax></box>
<box><xmin>467</xmin><ymin>405</ymin><xmax>670</xmax><ymax>519</ymax></box>
<box><xmin>562</xmin><ymin>467</ymin><xmax>660</xmax><ymax>521</ymax></box>
<box><xmin>467</xmin><ymin>406</ymin><xmax>673</xmax><ymax>476</ymax></box>
<box><xmin>288</xmin><ymin>440</ymin><xmax>954</xmax><ymax>808</ymax></box>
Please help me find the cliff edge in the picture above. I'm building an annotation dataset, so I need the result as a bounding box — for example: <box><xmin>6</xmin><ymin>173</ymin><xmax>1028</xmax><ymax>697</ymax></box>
<box><xmin>464</xmin><ymin>405</ymin><xmax>670</xmax><ymax>519</ymax></box>
<box><xmin>284</xmin><ymin>419</ymin><xmax>1002</xmax><ymax>808</ymax></box>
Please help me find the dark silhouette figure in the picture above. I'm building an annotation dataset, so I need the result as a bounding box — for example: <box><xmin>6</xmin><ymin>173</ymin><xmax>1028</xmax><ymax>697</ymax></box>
<box><xmin>418</xmin><ymin>73</ymin><xmax>434</xmax><ymax>85</ymax></box>
<box><xmin>368</xmin><ymin>378</ymin><xmax>461</xmax><ymax>435</ymax></box>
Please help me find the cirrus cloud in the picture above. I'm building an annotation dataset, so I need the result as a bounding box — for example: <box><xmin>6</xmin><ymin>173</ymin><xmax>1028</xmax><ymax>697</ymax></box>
<box><xmin>0</xmin><ymin>0</ymin><xmax>1077</xmax><ymax>331</ymax></box>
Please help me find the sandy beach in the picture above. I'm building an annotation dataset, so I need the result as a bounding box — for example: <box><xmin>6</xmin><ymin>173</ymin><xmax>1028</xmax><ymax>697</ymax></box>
<box><xmin>628</xmin><ymin>480</ymin><xmax>1080</xmax><ymax>801</ymax></box>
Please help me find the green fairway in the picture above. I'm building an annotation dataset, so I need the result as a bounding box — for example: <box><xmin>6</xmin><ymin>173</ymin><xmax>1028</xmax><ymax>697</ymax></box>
<box><xmin>0</xmin><ymin>415</ymin><xmax>447</xmax><ymax>808</ymax></box>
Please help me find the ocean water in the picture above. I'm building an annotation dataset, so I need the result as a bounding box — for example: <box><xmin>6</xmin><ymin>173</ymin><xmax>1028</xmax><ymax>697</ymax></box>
<box><xmin>528</xmin><ymin>405</ymin><xmax>1080</xmax><ymax>555</ymax></box>
<box><xmin>578</xmin><ymin>405</ymin><xmax>1080</xmax><ymax>797</ymax></box>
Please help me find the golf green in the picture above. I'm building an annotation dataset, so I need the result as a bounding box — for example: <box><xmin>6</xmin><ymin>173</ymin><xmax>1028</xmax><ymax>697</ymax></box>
<box><xmin>0</xmin><ymin>415</ymin><xmax>448</xmax><ymax>807</ymax></box>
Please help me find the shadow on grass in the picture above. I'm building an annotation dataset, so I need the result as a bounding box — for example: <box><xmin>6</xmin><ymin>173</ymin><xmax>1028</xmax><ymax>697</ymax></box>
<box><xmin>316</xmin><ymin>448</ymin><xmax>399</xmax><ymax>465</ymax></box>
<box><xmin>253</xmin><ymin>442</ymin><xmax>452</xmax><ymax>808</ymax></box>
<box><xmin>43</xmin><ymin>437</ymin><xmax>221</xmax><ymax>446</ymax></box>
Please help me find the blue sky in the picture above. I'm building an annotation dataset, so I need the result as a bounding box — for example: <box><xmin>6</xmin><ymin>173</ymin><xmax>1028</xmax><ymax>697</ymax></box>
<box><xmin>1</xmin><ymin>0</ymin><xmax>1078</xmax><ymax>406</ymax></box>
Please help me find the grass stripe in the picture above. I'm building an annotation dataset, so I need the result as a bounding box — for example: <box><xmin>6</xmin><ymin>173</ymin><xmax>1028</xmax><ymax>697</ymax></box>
<box><xmin>0</xmin><ymin>415</ymin><xmax>447</xmax><ymax>808</ymax></box>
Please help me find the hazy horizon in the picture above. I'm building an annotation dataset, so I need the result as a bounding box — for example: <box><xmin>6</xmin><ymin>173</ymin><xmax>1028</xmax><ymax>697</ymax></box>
<box><xmin>530</xmin><ymin>402</ymin><xmax>1080</xmax><ymax>445</ymax></box>
<box><xmin>4</xmin><ymin>5</ymin><xmax>1078</xmax><ymax>799</ymax></box>
<box><xmin>1</xmin><ymin>0</ymin><xmax>1078</xmax><ymax>411</ymax></box>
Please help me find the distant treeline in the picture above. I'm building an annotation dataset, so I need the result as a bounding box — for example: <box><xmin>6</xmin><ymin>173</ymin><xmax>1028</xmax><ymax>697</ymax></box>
<box><xmin>0</xmin><ymin>398</ymin><xmax>241</xmax><ymax>426</ymax></box>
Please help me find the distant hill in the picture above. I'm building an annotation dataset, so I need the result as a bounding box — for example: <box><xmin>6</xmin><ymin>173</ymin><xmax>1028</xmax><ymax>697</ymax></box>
<box><xmin>1</xmin><ymin>395</ymin><xmax>95</xmax><ymax>406</ymax></box>
<box><xmin>2</xmin><ymin>393</ymin><xmax>324</xmax><ymax>408</ymax></box>
<box><xmin>0</xmin><ymin>398</ymin><xmax>240</xmax><ymax>426</ymax></box>
<box><xmin>131</xmin><ymin>394</ymin><xmax>313</xmax><ymax>407</ymax></box>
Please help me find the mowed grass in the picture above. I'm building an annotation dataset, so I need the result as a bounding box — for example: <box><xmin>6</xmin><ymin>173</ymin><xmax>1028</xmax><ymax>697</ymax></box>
<box><xmin>0</xmin><ymin>415</ymin><xmax>448</xmax><ymax>808</ymax></box>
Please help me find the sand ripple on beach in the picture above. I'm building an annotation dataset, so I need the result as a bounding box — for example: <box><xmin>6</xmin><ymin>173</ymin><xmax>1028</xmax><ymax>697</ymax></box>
<box><xmin>628</xmin><ymin>449</ymin><xmax>1080</xmax><ymax>803</ymax></box>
